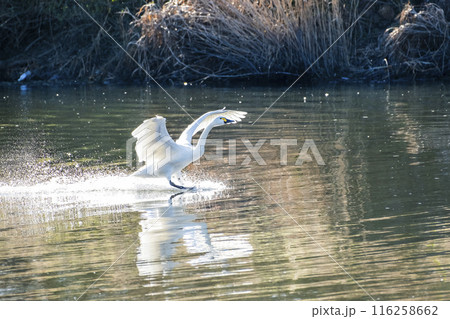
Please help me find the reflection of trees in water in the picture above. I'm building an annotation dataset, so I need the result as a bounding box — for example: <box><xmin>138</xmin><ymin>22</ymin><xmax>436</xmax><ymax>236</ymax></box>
<box><xmin>0</xmin><ymin>205</ymin><xmax>138</xmax><ymax>300</ymax></box>
<box><xmin>321</xmin><ymin>88</ymin><xmax>450</xmax><ymax>299</ymax></box>
<box><xmin>232</xmin><ymin>87</ymin><xmax>450</xmax><ymax>299</ymax></box>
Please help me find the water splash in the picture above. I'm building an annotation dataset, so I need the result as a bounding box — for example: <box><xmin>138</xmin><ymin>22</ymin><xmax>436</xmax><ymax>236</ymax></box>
<box><xmin>0</xmin><ymin>171</ymin><xmax>227</xmax><ymax>219</ymax></box>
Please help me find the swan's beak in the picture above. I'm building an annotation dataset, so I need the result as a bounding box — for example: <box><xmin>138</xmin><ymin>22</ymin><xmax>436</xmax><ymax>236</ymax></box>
<box><xmin>224</xmin><ymin>118</ymin><xmax>235</xmax><ymax>124</ymax></box>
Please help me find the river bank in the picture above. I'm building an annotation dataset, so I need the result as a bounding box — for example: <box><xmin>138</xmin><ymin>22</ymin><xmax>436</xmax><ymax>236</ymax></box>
<box><xmin>1</xmin><ymin>0</ymin><xmax>449</xmax><ymax>85</ymax></box>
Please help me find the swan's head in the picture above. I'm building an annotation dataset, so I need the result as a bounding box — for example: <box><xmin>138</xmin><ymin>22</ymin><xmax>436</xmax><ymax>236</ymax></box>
<box><xmin>215</xmin><ymin>117</ymin><xmax>235</xmax><ymax>126</ymax></box>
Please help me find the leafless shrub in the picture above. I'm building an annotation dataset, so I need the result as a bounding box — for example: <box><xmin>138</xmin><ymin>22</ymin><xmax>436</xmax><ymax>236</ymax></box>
<box><xmin>383</xmin><ymin>3</ymin><xmax>449</xmax><ymax>76</ymax></box>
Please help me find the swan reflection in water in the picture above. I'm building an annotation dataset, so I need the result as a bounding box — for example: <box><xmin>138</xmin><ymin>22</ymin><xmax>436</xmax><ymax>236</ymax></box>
<box><xmin>134</xmin><ymin>191</ymin><xmax>253</xmax><ymax>280</ymax></box>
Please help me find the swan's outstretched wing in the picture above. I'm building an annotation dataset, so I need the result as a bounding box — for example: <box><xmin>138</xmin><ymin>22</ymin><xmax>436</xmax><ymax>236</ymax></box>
<box><xmin>132</xmin><ymin>116</ymin><xmax>177</xmax><ymax>164</ymax></box>
<box><xmin>176</xmin><ymin>108</ymin><xmax>247</xmax><ymax>145</ymax></box>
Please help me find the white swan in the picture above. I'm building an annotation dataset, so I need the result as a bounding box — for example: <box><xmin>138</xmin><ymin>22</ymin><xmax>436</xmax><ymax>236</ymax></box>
<box><xmin>131</xmin><ymin>108</ymin><xmax>247</xmax><ymax>189</ymax></box>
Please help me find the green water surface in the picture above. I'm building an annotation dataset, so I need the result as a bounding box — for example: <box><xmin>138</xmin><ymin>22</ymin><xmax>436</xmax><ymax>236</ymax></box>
<box><xmin>0</xmin><ymin>83</ymin><xmax>449</xmax><ymax>300</ymax></box>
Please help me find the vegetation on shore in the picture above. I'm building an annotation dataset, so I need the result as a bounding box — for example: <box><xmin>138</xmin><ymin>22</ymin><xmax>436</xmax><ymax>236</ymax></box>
<box><xmin>1</xmin><ymin>0</ymin><xmax>449</xmax><ymax>84</ymax></box>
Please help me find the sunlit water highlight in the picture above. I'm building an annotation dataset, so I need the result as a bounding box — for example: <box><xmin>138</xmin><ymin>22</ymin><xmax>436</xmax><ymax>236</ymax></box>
<box><xmin>0</xmin><ymin>172</ymin><xmax>226</xmax><ymax>218</ymax></box>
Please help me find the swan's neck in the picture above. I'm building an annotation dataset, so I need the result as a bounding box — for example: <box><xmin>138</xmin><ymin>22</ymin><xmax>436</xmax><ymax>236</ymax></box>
<box><xmin>192</xmin><ymin>124</ymin><xmax>215</xmax><ymax>161</ymax></box>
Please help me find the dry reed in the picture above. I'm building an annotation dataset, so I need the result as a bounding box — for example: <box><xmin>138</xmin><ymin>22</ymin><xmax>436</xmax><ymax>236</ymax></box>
<box><xmin>130</xmin><ymin>0</ymin><xmax>358</xmax><ymax>82</ymax></box>
<box><xmin>4</xmin><ymin>1</ymin><xmax>448</xmax><ymax>83</ymax></box>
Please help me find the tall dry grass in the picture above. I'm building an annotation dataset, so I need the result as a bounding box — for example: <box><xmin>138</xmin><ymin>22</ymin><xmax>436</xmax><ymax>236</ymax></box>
<box><xmin>3</xmin><ymin>1</ymin><xmax>448</xmax><ymax>83</ymax></box>
<box><xmin>130</xmin><ymin>0</ymin><xmax>361</xmax><ymax>82</ymax></box>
